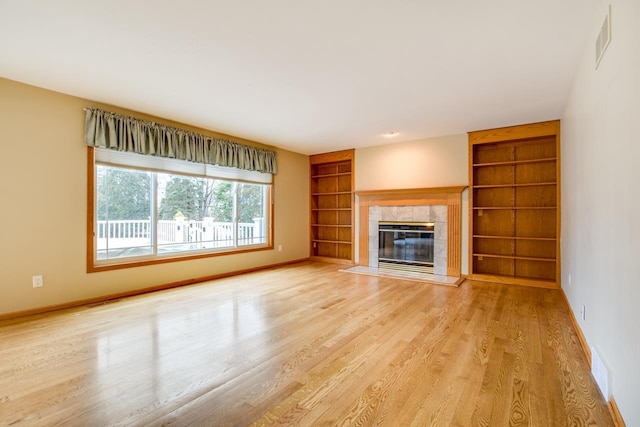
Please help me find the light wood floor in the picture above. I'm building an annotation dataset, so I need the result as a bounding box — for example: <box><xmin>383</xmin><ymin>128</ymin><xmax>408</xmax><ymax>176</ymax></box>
<box><xmin>0</xmin><ymin>261</ymin><xmax>613</xmax><ymax>426</ymax></box>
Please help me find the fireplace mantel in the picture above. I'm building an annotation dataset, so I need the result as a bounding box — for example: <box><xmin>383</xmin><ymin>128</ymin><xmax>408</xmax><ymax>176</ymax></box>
<box><xmin>356</xmin><ymin>186</ymin><xmax>466</xmax><ymax>277</ymax></box>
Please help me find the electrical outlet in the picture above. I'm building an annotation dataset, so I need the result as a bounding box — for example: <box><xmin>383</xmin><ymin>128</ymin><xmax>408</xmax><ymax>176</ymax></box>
<box><xmin>278</xmin><ymin>245</ymin><xmax>282</xmax><ymax>252</ymax></box>
<box><xmin>568</xmin><ymin>274</ymin><xmax>572</xmax><ymax>286</ymax></box>
<box><xmin>32</xmin><ymin>275</ymin><xmax>43</xmax><ymax>288</ymax></box>
<box><xmin>580</xmin><ymin>304</ymin><xmax>586</xmax><ymax>321</ymax></box>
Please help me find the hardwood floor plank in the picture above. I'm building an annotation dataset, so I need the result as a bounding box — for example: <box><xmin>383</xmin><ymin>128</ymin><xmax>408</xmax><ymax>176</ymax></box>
<box><xmin>0</xmin><ymin>262</ymin><xmax>614</xmax><ymax>426</ymax></box>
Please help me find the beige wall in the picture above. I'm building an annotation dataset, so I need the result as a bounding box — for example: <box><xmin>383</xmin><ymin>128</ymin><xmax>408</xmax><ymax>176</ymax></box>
<box><xmin>561</xmin><ymin>0</ymin><xmax>640</xmax><ymax>424</ymax></box>
<box><xmin>354</xmin><ymin>135</ymin><xmax>469</xmax><ymax>274</ymax></box>
<box><xmin>355</xmin><ymin>134</ymin><xmax>468</xmax><ymax>191</ymax></box>
<box><xmin>0</xmin><ymin>78</ymin><xmax>309</xmax><ymax>316</ymax></box>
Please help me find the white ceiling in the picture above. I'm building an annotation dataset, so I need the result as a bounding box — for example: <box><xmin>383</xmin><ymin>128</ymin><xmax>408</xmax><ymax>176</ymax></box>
<box><xmin>0</xmin><ymin>1</ymin><xmax>599</xmax><ymax>155</ymax></box>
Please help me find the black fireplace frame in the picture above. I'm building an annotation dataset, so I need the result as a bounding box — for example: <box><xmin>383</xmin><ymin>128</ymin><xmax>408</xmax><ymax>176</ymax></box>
<box><xmin>378</xmin><ymin>221</ymin><xmax>435</xmax><ymax>273</ymax></box>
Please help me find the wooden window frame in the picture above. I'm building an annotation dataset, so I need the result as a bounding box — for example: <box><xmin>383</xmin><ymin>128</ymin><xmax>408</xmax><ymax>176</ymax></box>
<box><xmin>86</xmin><ymin>147</ymin><xmax>274</xmax><ymax>272</ymax></box>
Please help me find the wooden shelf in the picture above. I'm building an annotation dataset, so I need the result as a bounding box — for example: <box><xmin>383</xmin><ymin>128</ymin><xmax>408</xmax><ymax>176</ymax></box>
<box><xmin>469</xmin><ymin>120</ymin><xmax>561</xmax><ymax>287</ymax></box>
<box><xmin>474</xmin><ymin>235</ymin><xmax>556</xmax><ymax>241</ymax></box>
<box><xmin>473</xmin><ymin>182</ymin><xmax>556</xmax><ymax>189</ymax></box>
<box><xmin>473</xmin><ymin>206</ymin><xmax>556</xmax><ymax>210</ymax></box>
<box><xmin>311</xmin><ymin>172</ymin><xmax>352</xmax><ymax>178</ymax></box>
<box><xmin>473</xmin><ymin>157</ymin><xmax>557</xmax><ymax>167</ymax></box>
<box><xmin>310</xmin><ymin>149</ymin><xmax>355</xmax><ymax>263</ymax></box>
<box><xmin>311</xmin><ymin>191</ymin><xmax>352</xmax><ymax>196</ymax></box>
<box><xmin>473</xmin><ymin>253</ymin><xmax>556</xmax><ymax>262</ymax></box>
<box><xmin>469</xmin><ymin>273</ymin><xmax>557</xmax><ymax>289</ymax></box>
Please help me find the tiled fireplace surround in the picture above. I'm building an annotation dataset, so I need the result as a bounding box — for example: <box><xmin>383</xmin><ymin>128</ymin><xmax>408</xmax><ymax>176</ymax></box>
<box><xmin>356</xmin><ymin>187</ymin><xmax>466</xmax><ymax>277</ymax></box>
<box><xmin>368</xmin><ymin>205</ymin><xmax>448</xmax><ymax>275</ymax></box>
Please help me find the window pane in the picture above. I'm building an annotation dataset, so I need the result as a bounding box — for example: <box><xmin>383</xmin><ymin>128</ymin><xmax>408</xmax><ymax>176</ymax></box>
<box><xmin>92</xmin><ymin>152</ymin><xmax>271</xmax><ymax>269</ymax></box>
<box><xmin>157</xmin><ymin>174</ymin><xmax>235</xmax><ymax>253</ymax></box>
<box><xmin>237</xmin><ymin>183</ymin><xmax>267</xmax><ymax>246</ymax></box>
<box><xmin>204</xmin><ymin>180</ymin><xmax>235</xmax><ymax>249</ymax></box>
<box><xmin>96</xmin><ymin>165</ymin><xmax>153</xmax><ymax>260</ymax></box>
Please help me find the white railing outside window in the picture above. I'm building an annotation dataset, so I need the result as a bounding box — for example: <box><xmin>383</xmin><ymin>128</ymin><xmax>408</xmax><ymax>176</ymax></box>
<box><xmin>96</xmin><ymin>219</ymin><xmax>264</xmax><ymax>260</ymax></box>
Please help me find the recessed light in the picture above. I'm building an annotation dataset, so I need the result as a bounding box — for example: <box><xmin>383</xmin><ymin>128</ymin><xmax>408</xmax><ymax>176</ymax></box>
<box><xmin>383</xmin><ymin>132</ymin><xmax>398</xmax><ymax>137</ymax></box>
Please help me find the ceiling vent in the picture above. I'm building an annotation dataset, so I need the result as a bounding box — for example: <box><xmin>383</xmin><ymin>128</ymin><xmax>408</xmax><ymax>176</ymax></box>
<box><xmin>595</xmin><ymin>5</ymin><xmax>611</xmax><ymax>69</ymax></box>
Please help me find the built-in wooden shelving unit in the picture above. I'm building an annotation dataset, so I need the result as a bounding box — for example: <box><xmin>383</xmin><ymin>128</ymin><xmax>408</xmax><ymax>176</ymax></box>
<box><xmin>309</xmin><ymin>149</ymin><xmax>355</xmax><ymax>264</ymax></box>
<box><xmin>469</xmin><ymin>120</ymin><xmax>560</xmax><ymax>288</ymax></box>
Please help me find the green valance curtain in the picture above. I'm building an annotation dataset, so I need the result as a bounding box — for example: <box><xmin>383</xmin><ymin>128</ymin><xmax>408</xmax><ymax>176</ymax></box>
<box><xmin>84</xmin><ymin>108</ymin><xmax>277</xmax><ymax>174</ymax></box>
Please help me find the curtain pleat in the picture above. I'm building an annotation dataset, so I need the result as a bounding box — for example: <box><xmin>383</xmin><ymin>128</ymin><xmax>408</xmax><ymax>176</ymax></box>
<box><xmin>84</xmin><ymin>108</ymin><xmax>277</xmax><ymax>174</ymax></box>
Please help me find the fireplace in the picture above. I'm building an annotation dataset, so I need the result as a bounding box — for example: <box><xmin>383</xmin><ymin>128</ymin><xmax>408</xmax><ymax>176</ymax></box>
<box><xmin>378</xmin><ymin>222</ymin><xmax>435</xmax><ymax>273</ymax></box>
<box><xmin>356</xmin><ymin>187</ymin><xmax>466</xmax><ymax>278</ymax></box>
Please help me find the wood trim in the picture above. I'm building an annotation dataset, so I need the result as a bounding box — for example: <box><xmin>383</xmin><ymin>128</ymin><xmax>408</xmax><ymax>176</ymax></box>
<box><xmin>309</xmin><ymin>148</ymin><xmax>355</xmax><ymax>164</ymax></box>
<box><xmin>309</xmin><ymin>255</ymin><xmax>354</xmax><ymax>265</ymax></box>
<box><xmin>609</xmin><ymin>397</ymin><xmax>626</xmax><ymax>427</ymax></box>
<box><xmin>357</xmin><ymin>186</ymin><xmax>467</xmax><ymax>203</ymax></box>
<box><xmin>356</xmin><ymin>186</ymin><xmax>466</xmax><ymax>276</ymax></box>
<box><xmin>351</xmin><ymin>155</ymin><xmax>355</xmax><ymax>263</ymax></box>
<box><xmin>556</xmin><ymin>127</ymin><xmax>562</xmax><ymax>286</ymax></box>
<box><xmin>470</xmin><ymin>274</ymin><xmax>558</xmax><ymax>289</ymax></box>
<box><xmin>90</xmin><ymin>244</ymin><xmax>277</xmax><ymax>273</ymax></box>
<box><xmin>86</xmin><ymin>147</ymin><xmax>96</xmax><ymax>273</ymax></box>
<box><xmin>0</xmin><ymin>258</ymin><xmax>310</xmax><ymax>321</ymax></box>
<box><xmin>468</xmin><ymin>139</ymin><xmax>475</xmax><ymax>283</ymax></box>
<box><xmin>560</xmin><ymin>288</ymin><xmax>627</xmax><ymax>427</ymax></box>
<box><xmin>269</xmin><ymin>183</ymin><xmax>275</xmax><ymax>247</ymax></box>
<box><xmin>468</xmin><ymin>120</ymin><xmax>561</xmax><ymax>145</ymax></box>
<box><xmin>559</xmin><ymin>288</ymin><xmax>591</xmax><ymax>366</ymax></box>
<box><xmin>359</xmin><ymin>204</ymin><xmax>370</xmax><ymax>266</ymax></box>
<box><xmin>447</xmin><ymin>192</ymin><xmax>461</xmax><ymax>276</ymax></box>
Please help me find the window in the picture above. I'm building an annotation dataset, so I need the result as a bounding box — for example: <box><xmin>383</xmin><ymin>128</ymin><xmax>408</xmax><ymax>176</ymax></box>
<box><xmin>89</xmin><ymin>148</ymin><xmax>272</xmax><ymax>270</ymax></box>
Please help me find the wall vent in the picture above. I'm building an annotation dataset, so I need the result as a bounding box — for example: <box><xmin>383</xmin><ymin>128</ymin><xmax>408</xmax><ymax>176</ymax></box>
<box><xmin>595</xmin><ymin>5</ymin><xmax>612</xmax><ymax>69</ymax></box>
<box><xmin>591</xmin><ymin>346</ymin><xmax>610</xmax><ymax>400</ymax></box>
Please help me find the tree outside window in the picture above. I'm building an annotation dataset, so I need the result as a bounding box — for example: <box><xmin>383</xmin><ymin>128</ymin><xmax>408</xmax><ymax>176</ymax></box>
<box><xmin>96</xmin><ymin>165</ymin><xmax>269</xmax><ymax>263</ymax></box>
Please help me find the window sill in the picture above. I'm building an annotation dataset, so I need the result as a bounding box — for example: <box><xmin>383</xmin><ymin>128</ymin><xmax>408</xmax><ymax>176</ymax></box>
<box><xmin>88</xmin><ymin>244</ymin><xmax>273</xmax><ymax>273</ymax></box>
